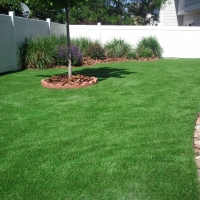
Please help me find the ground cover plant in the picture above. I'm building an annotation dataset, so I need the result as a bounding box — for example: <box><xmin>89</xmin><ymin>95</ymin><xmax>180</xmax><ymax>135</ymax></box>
<box><xmin>1</xmin><ymin>59</ymin><xmax>200</xmax><ymax>200</ymax></box>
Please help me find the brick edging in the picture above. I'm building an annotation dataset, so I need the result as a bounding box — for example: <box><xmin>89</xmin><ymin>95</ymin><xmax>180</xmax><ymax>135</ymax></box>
<box><xmin>193</xmin><ymin>112</ymin><xmax>200</xmax><ymax>177</ymax></box>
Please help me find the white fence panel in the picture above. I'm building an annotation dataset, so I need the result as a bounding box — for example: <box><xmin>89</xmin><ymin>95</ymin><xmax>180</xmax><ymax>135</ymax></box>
<box><xmin>100</xmin><ymin>25</ymin><xmax>159</xmax><ymax>47</ymax></box>
<box><xmin>0</xmin><ymin>14</ymin><xmax>13</xmax><ymax>73</ymax></box>
<box><xmin>70</xmin><ymin>25</ymin><xmax>100</xmax><ymax>41</ymax></box>
<box><xmin>51</xmin><ymin>22</ymin><xmax>66</xmax><ymax>36</ymax></box>
<box><xmin>15</xmin><ymin>17</ymin><xmax>49</xmax><ymax>44</ymax></box>
<box><xmin>69</xmin><ymin>25</ymin><xmax>160</xmax><ymax>49</ymax></box>
<box><xmin>160</xmin><ymin>26</ymin><xmax>200</xmax><ymax>58</ymax></box>
<box><xmin>0</xmin><ymin>12</ymin><xmax>52</xmax><ymax>73</ymax></box>
<box><xmin>69</xmin><ymin>25</ymin><xmax>200</xmax><ymax>58</ymax></box>
<box><xmin>14</xmin><ymin>17</ymin><xmax>49</xmax><ymax>70</ymax></box>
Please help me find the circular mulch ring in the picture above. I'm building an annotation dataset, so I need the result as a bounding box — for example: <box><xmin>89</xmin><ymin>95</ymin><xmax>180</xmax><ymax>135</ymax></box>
<box><xmin>41</xmin><ymin>74</ymin><xmax>97</xmax><ymax>89</ymax></box>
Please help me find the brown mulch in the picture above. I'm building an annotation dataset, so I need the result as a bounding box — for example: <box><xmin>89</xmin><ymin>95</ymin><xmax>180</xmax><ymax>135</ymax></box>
<box><xmin>44</xmin><ymin>74</ymin><xmax>95</xmax><ymax>86</ymax></box>
<box><xmin>82</xmin><ymin>57</ymin><xmax>131</xmax><ymax>66</ymax></box>
<box><xmin>82</xmin><ymin>57</ymin><xmax>159</xmax><ymax>66</ymax></box>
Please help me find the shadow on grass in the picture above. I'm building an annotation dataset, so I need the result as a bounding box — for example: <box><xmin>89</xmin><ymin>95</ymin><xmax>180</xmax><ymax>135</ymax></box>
<box><xmin>0</xmin><ymin>69</ymin><xmax>24</xmax><ymax>77</ymax></box>
<box><xmin>36</xmin><ymin>66</ymin><xmax>136</xmax><ymax>82</ymax></box>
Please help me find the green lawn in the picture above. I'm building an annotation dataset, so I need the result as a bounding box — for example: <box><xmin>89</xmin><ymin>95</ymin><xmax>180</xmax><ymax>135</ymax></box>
<box><xmin>1</xmin><ymin>59</ymin><xmax>200</xmax><ymax>200</ymax></box>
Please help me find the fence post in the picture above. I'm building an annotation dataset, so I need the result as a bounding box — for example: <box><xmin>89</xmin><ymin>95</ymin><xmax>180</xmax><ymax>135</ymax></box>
<box><xmin>46</xmin><ymin>18</ymin><xmax>51</xmax><ymax>36</ymax></box>
<box><xmin>98</xmin><ymin>22</ymin><xmax>101</xmax><ymax>43</ymax></box>
<box><xmin>9</xmin><ymin>11</ymin><xmax>17</xmax><ymax>71</ymax></box>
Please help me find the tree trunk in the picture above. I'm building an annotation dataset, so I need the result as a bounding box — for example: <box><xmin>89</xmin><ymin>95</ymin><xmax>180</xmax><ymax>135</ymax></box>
<box><xmin>65</xmin><ymin>5</ymin><xmax>72</xmax><ymax>77</ymax></box>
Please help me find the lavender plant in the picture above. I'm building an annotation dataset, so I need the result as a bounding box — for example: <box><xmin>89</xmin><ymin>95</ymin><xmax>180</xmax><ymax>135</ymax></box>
<box><xmin>56</xmin><ymin>44</ymin><xmax>83</xmax><ymax>66</ymax></box>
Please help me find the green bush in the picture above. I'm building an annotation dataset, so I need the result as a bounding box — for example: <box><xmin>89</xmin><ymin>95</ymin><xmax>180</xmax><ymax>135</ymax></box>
<box><xmin>126</xmin><ymin>50</ymin><xmax>137</xmax><ymax>59</ymax></box>
<box><xmin>88</xmin><ymin>42</ymin><xmax>106</xmax><ymax>60</ymax></box>
<box><xmin>71</xmin><ymin>37</ymin><xmax>93</xmax><ymax>57</ymax></box>
<box><xmin>104</xmin><ymin>38</ymin><xmax>131</xmax><ymax>58</ymax></box>
<box><xmin>137</xmin><ymin>48</ymin><xmax>153</xmax><ymax>58</ymax></box>
<box><xmin>136</xmin><ymin>36</ymin><xmax>163</xmax><ymax>58</ymax></box>
<box><xmin>18</xmin><ymin>35</ymin><xmax>163</xmax><ymax>70</ymax></box>
<box><xmin>19</xmin><ymin>35</ymin><xmax>90</xmax><ymax>69</ymax></box>
<box><xmin>18</xmin><ymin>36</ymin><xmax>58</xmax><ymax>69</ymax></box>
<box><xmin>18</xmin><ymin>38</ymin><xmax>29</xmax><ymax>70</ymax></box>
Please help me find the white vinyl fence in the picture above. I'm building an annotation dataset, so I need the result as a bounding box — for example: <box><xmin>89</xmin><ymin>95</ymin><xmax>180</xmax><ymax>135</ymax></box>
<box><xmin>70</xmin><ymin>24</ymin><xmax>200</xmax><ymax>59</ymax></box>
<box><xmin>1</xmin><ymin>12</ymin><xmax>200</xmax><ymax>74</ymax></box>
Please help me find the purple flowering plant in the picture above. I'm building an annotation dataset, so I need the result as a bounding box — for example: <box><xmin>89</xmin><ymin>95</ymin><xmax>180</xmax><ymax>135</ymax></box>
<box><xmin>56</xmin><ymin>44</ymin><xmax>83</xmax><ymax>66</ymax></box>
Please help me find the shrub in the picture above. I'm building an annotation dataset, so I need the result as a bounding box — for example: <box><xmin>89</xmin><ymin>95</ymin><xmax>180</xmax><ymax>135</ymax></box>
<box><xmin>137</xmin><ymin>48</ymin><xmax>153</xmax><ymax>58</ymax></box>
<box><xmin>88</xmin><ymin>42</ymin><xmax>106</xmax><ymax>60</ymax></box>
<box><xmin>55</xmin><ymin>44</ymin><xmax>83</xmax><ymax>66</ymax></box>
<box><xmin>18</xmin><ymin>36</ymin><xmax>57</xmax><ymax>69</ymax></box>
<box><xmin>71</xmin><ymin>37</ymin><xmax>93</xmax><ymax>57</ymax></box>
<box><xmin>18</xmin><ymin>38</ymin><xmax>29</xmax><ymax>70</ymax></box>
<box><xmin>126</xmin><ymin>50</ymin><xmax>137</xmax><ymax>59</ymax></box>
<box><xmin>104</xmin><ymin>38</ymin><xmax>131</xmax><ymax>58</ymax></box>
<box><xmin>136</xmin><ymin>36</ymin><xmax>163</xmax><ymax>58</ymax></box>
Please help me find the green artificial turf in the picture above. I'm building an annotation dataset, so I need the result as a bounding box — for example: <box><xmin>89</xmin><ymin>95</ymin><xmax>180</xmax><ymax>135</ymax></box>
<box><xmin>1</xmin><ymin>59</ymin><xmax>200</xmax><ymax>200</ymax></box>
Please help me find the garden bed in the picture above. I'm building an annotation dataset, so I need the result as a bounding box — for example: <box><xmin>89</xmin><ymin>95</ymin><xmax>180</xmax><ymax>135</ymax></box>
<box><xmin>41</xmin><ymin>74</ymin><xmax>97</xmax><ymax>89</ymax></box>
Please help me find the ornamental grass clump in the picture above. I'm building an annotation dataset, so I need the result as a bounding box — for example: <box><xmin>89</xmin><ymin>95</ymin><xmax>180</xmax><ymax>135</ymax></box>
<box><xmin>88</xmin><ymin>42</ymin><xmax>106</xmax><ymax>60</ymax></box>
<box><xmin>138</xmin><ymin>47</ymin><xmax>153</xmax><ymax>58</ymax></box>
<box><xmin>19</xmin><ymin>36</ymin><xmax>57</xmax><ymax>69</ymax></box>
<box><xmin>104</xmin><ymin>38</ymin><xmax>132</xmax><ymax>58</ymax></box>
<box><xmin>71</xmin><ymin>37</ymin><xmax>93</xmax><ymax>57</ymax></box>
<box><xmin>136</xmin><ymin>36</ymin><xmax>163</xmax><ymax>58</ymax></box>
<box><xmin>126</xmin><ymin>50</ymin><xmax>137</xmax><ymax>59</ymax></box>
<box><xmin>55</xmin><ymin>44</ymin><xmax>83</xmax><ymax>66</ymax></box>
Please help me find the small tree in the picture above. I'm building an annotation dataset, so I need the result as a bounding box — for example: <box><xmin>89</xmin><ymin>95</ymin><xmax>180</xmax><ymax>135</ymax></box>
<box><xmin>26</xmin><ymin>0</ymin><xmax>88</xmax><ymax>77</ymax></box>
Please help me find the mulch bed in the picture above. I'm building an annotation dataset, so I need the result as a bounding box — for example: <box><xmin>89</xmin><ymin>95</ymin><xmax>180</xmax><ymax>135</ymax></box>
<box><xmin>82</xmin><ymin>57</ymin><xmax>159</xmax><ymax>66</ymax></box>
<box><xmin>44</xmin><ymin>74</ymin><xmax>95</xmax><ymax>86</ymax></box>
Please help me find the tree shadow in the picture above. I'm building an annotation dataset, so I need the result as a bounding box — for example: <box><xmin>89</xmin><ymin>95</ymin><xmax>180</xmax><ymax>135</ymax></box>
<box><xmin>75</xmin><ymin>66</ymin><xmax>136</xmax><ymax>81</ymax></box>
<box><xmin>36</xmin><ymin>66</ymin><xmax>136</xmax><ymax>82</ymax></box>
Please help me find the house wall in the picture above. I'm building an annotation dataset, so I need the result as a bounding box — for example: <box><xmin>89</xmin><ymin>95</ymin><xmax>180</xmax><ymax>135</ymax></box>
<box><xmin>160</xmin><ymin>0</ymin><xmax>180</xmax><ymax>26</ymax></box>
<box><xmin>185</xmin><ymin>0</ymin><xmax>200</xmax><ymax>11</ymax></box>
<box><xmin>177</xmin><ymin>0</ymin><xmax>200</xmax><ymax>26</ymax></box>
<box><xmin>183</xmin><ymin>12</ymin><xmax>200</xmax><ymax>25</ymax></box>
